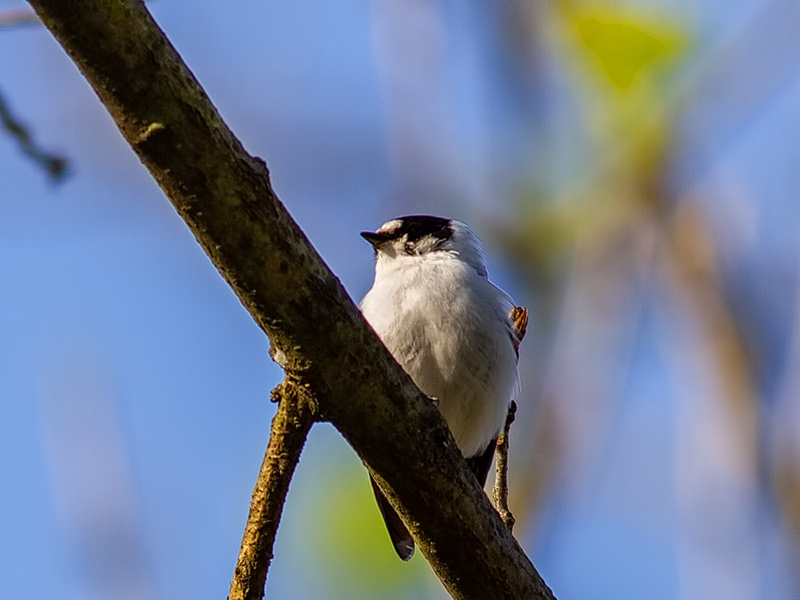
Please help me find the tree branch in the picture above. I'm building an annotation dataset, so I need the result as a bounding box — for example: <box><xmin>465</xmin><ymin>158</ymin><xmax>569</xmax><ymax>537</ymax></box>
<box><xmin>493</xmin><ymin>306</ymin><xmax>527</xmax><ymax>532</ymax></box>
<box><xmin>0</xmin><ymin>88</ymin><xmax>68</xmax><ymax>181</ymax></box>
<box><xmin>26</xmin><ymin>1</ymin><xmax>555</xmax><ymax>597</ymax></box>
<box><xmin>229</xmin><ymin>379</ymin><xmax>316</xmax><ymax>600</ymax></box>
<box><xmin>494</xmin><ymin>401</ymin><xmax>517</xmax><ymax>532</ymax></box>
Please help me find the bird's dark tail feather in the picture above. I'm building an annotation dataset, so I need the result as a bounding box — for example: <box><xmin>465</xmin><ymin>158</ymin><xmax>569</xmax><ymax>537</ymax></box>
<box><xmin>370</xmin><ymin>438</ymin><xmax>497</xmax><ymax>561</ymax></box>
<box><xmin>370</xmin><ymin>476</ymin><xmax>415</xmax><ymax>561</ymax></box>
<box><xmin>466</xmin><ymin>437</ymin><xmax>498</xmax><ymax>488</ymax></box>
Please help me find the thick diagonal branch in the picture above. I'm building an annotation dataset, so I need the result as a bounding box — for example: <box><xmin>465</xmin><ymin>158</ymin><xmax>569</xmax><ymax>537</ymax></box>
<box><xmin>27</xmin><ymin>1</ymin><xmax>555</xmax><ymax>598</ymax></box>
<box><xmin>229</xmin><ymin>380</ymin><xmax>316</xmax><ymax>600</ymax></box>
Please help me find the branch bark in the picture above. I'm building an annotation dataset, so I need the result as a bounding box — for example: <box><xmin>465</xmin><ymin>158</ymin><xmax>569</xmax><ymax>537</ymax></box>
<box><xmin>229</xmin><ymin>379</ymin><xmax>316</xmax><ymax>600</ymax></box>
<box><xmin>494</xmin><ymin>401</ymin><xmax>517</xmax><ymax>532</ymax></box>
<box><xmin>26</xmin><ymin>1</ymin><xmax>555</xmax><ymax>598</ymax></box>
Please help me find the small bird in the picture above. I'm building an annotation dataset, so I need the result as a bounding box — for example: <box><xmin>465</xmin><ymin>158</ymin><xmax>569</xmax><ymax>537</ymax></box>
<box><xmin>360</xmin><ymin>215</ymin><xmax>522</xmax><ymax>560</ymax></box>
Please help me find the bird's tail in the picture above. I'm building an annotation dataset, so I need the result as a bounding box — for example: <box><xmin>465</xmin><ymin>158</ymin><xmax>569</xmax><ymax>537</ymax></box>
<box><xmin>369</xmin><ymin>476</ymin><xmax>415</xmax><ymax>561</ymax></box>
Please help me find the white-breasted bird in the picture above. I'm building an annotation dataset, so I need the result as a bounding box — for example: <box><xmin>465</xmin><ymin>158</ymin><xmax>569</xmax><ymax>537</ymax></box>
<box><xmin>360</xmin><ymin>215</ymin><xmax>522</xmax><ymax>560</ymax></box>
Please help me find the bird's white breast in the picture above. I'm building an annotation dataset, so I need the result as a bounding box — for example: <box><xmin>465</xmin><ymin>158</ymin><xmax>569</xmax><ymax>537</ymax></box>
<box><xmin>361</xmin><ymin>254</ymin><xmax>518</xmax><ymax>458</ymax></box>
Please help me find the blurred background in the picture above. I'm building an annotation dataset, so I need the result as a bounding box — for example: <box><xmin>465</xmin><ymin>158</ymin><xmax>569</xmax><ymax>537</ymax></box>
<box><xmin>1</xmin><ymin>1</ymin><xmax>799</xmax><ymax>598</ymax></box>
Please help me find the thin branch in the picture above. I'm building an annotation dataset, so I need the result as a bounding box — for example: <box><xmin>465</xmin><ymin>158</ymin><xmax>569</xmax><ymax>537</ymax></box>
<box><xmin>0</xmin><ymin>88</ymin><xmax>68</xmax><ymax>181</ymax></box>
<box><xmin>494</xmin><ymin>400</ymin><xmax>517</xmax><ymax>532</ymax></box>
<box><xmin>229</xmin><ymin>379</ymin><xmax>316</xmax><ymax>600</ymax></box>
<box><xmin>493</xmin><ymin>306</ymin><xmax>528</xmax><ymax>531</ymax></box>
<box><xmin>26</xmin><ymin>1</ymin><xmax>555</xmax><ymax>597</ymax></box>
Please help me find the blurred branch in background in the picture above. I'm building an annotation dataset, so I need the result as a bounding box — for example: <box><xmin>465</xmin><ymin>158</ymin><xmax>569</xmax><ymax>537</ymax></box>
<box><xmin>40</xmin><ymin>350</ymin><xmax>154</xmax><ymax>600</ymax></box>
<box><xmin>493</xmin><ymin>0</ymin><xmax>688</xmax><ymax>548</ymax></box>
<box><xmin>502</xmin><ymin>0</ymin><xmax>799</xmax><ymax>596</ymax></box>
<box><xmin>0</xmin><ymin>8</ymin><xmax>39</xmax><ymax>29</ymax></box>
<box><xmin>775</xmin><ymin>264</ymin><xmax>800</xmax><ymax>586</ymax></box>
<box><xmin>368</xmin><ymin>0</ymin><xmax>800</xmax><ymax>597</ymax></box>
<box><xmin>658</xmin><ymin>203</ymin><xmax>761</xmax><ymax>599</ymax></box>
<box><xmin>0</xmin><ymin>88</ymin><xmax>68</xmax><ymax>181</ymax></box>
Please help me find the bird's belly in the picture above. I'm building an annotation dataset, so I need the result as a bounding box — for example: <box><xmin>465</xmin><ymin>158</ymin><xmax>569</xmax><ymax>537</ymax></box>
<box><xmin>385</xmin><ymin>318</ymin><xmax>513</xmax><ymax>458</ymax></box>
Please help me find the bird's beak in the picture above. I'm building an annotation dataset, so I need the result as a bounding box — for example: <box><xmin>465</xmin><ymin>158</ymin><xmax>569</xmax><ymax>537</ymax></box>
<box><xmin>360</xmin><ymin>231</ymin><xmax>391</xmax><ymax>249</ymax></box>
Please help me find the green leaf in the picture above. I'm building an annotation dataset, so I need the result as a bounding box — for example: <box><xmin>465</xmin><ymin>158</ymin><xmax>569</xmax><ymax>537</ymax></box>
<box><xmin>574</xmin><ymin>15</ymin><xmax>687</xmax><ymax>89</ymax></box>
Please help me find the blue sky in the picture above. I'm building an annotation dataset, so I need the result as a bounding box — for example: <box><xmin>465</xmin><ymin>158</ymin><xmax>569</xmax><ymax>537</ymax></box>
<box><xmin>1</xmin><ymin>1</ymin><xmax>799</xmax><ymax>599</ymax></box>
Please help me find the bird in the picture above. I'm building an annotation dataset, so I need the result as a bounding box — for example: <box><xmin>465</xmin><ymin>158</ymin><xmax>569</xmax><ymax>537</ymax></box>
<box><xmin>359</xmin><ymin>215</ymin><xmax>522</xmax><ymax>561</ymax></box>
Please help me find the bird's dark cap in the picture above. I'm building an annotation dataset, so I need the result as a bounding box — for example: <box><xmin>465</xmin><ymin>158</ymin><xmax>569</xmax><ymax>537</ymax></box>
<box><xmin>361</xmin><ymin>215</ymin><xmax>452</xmax><ymax>248</ymax></box>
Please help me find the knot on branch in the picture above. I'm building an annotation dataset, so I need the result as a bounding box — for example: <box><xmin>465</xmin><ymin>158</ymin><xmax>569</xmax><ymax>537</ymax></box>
<box><xmin>269</xmin><ymin>377</ymin><xmax>319</xmax><ymax>418</ymax></box>
<box><xmin>136</xmin><ymin>121</ymin><xmax>166</xmax><ymax>144</ymax></box>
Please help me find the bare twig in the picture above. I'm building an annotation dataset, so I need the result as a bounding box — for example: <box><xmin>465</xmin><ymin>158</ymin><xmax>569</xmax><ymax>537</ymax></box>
<box><xmin>0</xmin><ymin>89</ymin><xmax>68</xmax><ymax>181</ymax></box>
<box><xmin>493</xmin><ymin>306</ymin><xmax>528</xmax><ymax>531</ymax></box>
<box><xmin>229</xmin><ymin>379</ymin><xmax>316</xmax><ymax>600</ymax></box>
<box><xmin>494</xmin><ymin>400</ymin><xmax>518</xmax><ymax>531</ymax></box>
